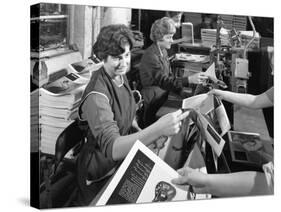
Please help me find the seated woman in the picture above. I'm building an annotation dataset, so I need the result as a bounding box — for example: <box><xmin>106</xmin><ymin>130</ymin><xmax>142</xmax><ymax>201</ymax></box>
<box><xmin>139</xmin><ymin>17</ymin><xmax>208</xmax><ymax>126</ymax></box>
<box><xmin>76</xmin><ymin>24</ymin><xmax>188</xmax><ymax>205</ymax></box>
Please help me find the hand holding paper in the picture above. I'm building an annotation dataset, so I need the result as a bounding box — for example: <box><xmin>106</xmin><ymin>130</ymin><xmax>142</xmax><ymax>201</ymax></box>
<box><xmin>204</xmin><ymin>63</ymin><xmax>227</xmax><ymax>89</ymax></box>
<box><xmin>155</xmin><ymin>110</ymin><xmax>185</xmax><ymax>136</ymax></box>
<box><xmin>188</xmin><ymin>72</ymin><xmax>209</xmax><ymax>84</ymax></box>
<box><xmin>172</xmin><ymin>166</ymin><xmax>210</xmax><ymax>194</ymax></box>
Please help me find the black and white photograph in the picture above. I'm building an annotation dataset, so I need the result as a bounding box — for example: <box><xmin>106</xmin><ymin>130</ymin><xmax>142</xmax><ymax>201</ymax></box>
<box><xmin>1</xmin><ymin>0</ymin><xmax>278</xmax><ymax>212</ymax></box>
<box><xmin>29</xmin><ymin>0</ymin><xmax>275</xmax><ymax>209</ymax></box>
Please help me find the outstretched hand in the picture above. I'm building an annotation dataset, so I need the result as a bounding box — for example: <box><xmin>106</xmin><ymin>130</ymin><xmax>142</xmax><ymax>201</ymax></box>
<box><xmin>155</xmin><ymin>109</ymin><xmax>188</xmax><ymax>137</ymax></box>
<box><xmin>189</xmin><ymin>72</ymin><xmax>209</xmax><ymax>84</ymax></box>
<box><xmin>171</xmin><ymin>166</ymin><xmax>209</xmax><ymax>194</ymax></box>
<box><xmin>208</xmin><ymin>89</ymin><xmax>223</xmax><ymax>99</ymax></box>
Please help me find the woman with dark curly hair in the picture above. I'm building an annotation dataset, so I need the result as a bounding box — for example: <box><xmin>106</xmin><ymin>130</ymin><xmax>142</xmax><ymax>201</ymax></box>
<box><xmin>139</xmin><ymin>17</ymin><xmax>208</xmax><ymax>127</ymax></box>
<box><xmin>76</xmin><ymin>24</ymin><xmax>189</xmax><ymax>205</ymax></box>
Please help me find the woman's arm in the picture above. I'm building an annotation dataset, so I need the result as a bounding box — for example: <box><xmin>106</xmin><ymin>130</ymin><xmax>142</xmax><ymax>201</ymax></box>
<box><xmin>140</xmin><ymin>51</ymin><xmax>207</xmax><ymax>92</ymax></box>
<box><xmin>82</xmin><ymin>94</ymin><xmax>188</xmax><ymax>161</ymax></box>
<box><xmin>131</xmin><ymin>117</ymin><xmax>142</xmax><ymax>132</ymax></box>
<box><xmin>207</xmin><ymin>171</ymin><xmax>272</xmax><ymax>197</ymax></box>
<box><xmin>112</xmin><ymin>109</ymin><xmax>187</xmax><ymax>160</ymax></box>
<box><xmin>172</xmin><ymin>37</ymin><xmax>189</xmax><ymax>45</ymax></box>
<box><xmin>172</xmin><ymin>167</ymin><xmax>272</xmax><ymax>197</ymax></box>
<box><xmin>209</xmin><ymin>89</ymin><xmax>273</xmax><ymax>109</ymax></box>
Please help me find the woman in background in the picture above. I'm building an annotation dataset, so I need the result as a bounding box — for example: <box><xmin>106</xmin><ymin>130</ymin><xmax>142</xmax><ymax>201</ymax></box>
<box><xmin>139</xmin><ymin>17</ymin><xmax>208</xmax><ymax>126</ymax></box>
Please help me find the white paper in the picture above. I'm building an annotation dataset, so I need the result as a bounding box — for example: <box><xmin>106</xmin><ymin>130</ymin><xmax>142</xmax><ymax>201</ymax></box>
<box><xmin>68</xmin><ymin>58</ymin><xmax>103</xmax><ymax>75</ymax></box>
<box><xmin>197</xmin><ymin>113</ymin><xmax>226</xmax><ymax>156</ymax></box>
<box><xmin>182</xmin><ymin>93</ymin><xmax>214</xmax><ymax>115</ymax></box>
<box><xmin>214</xmin><ymin>97</ymin><xmax>231</xmax><ymax>136</ymax></box>
<box><xmin>205</xmin><ymin>63</ymin><xmax>219</xmax><ymax>82</ymax></box>
<box><xmin>96</xmin><ymin>140</ymin><xmax>189</xmax><ymax>205</ymax></box>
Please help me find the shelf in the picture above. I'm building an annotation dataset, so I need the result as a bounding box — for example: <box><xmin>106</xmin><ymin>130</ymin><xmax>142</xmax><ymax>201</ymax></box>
<box><xmin>30</xmin><ymin>15</ymin><xmax>68</xmax><ymax>21</ymax></box>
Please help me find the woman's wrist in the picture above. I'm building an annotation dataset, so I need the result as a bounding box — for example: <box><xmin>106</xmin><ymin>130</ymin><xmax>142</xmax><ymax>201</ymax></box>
<box><xmin>204</xmin><ymin>174</ymin><xmax>213</xmax><ymax>194</ymax></box>
<box><xmin>214</xmin><ymin>89</ymin><xmax>224</xmax><ymax>100</ymax></box>
<box><xmin>149</xmin><ymin>121</ymin><xmax>164</xmax><ymax>138</ymax></box>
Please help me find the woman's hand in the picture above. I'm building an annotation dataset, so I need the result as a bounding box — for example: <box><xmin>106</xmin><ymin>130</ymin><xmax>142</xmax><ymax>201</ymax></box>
<box><xmin>180</xmin><ymin>36</ymin><xmax>190</xmax><ymax>43</ymax></box>
<box><xmin>148</xmin><ymin>135</ymin><xmax>169</xmax><ymax>154</ymax></box>
<box><xmin>208</xmin><ymin>89</ymin><xmax>224</xmax><ymax>99</ymax></box>
<box><xmin>154</xmin><ymin>110</ymin><xmax>188</xmax><ymax>137</ymax></box>
<box><xmin>171</xmin><ymin>166</ymin><xmax>210</xmax><ymax>194</ymax></box>
<box><xmin>188</xmin><ymin>72</ymin><xmax>209</xmax><ymax>84</ymax></box>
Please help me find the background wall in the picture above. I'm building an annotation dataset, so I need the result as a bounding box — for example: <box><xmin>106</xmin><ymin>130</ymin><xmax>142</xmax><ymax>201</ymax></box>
<box><xmin>69</xmin><ymin>6</ymin><xmax>131</xmax><ymax>59</ymax></box>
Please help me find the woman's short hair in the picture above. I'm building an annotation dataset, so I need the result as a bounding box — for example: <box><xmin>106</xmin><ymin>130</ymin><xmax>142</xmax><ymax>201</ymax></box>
<box><xmin>150</xmin><ymin>17</ymin><xmax>176</xmax><ymax>42</ymax></box>
<box><xmin>92</xmin><ymin>24</ymin><xmax>134</xmax><ymax>61</ymax></box>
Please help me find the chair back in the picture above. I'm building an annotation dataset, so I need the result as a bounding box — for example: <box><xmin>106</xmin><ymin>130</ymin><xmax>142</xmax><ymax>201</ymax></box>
<box><xmin>54</xmin><ymin>119</ymin><xmax>86</xmax><ymax>173</ymax></box>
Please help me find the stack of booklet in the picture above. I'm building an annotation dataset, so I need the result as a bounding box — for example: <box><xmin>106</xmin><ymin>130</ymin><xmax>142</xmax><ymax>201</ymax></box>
<box><xmin>31</xmin><ymin>89</ymin><xmax>40</xmax><ymax>153</ymax></box>
<box><xmin>220</xmin><ymin>14</ymin><xmax>234</xmax><ymax>30</ymax></box>
<box><xmin>220</xmin><ymin>15</ymin><xmax>247</xmax><ymax>31</ymax></box>
<box><xmin>233</xmin><ymin>16</ymin><xmax>247</xmax><ymax>31</ymax></box>
<box><xmin>201</xmin><ymin>28</ymin><xmax>230</xmax><ymax>47</ymax></box>
<box><xmin>35</xmin><ymin>58</ymin><xmax>102</xmax><ymax>156</ymax></box>
<box><xmin>39</xmin><ymin>72</ymin><xmax>88</xmax><ymax>156</ymax></box>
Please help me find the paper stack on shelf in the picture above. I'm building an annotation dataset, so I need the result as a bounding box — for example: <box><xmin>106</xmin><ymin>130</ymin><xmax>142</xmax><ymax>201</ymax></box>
<box><xmin>31</xmin><ymin>89</ymin><xmax>40</xmax><ymax>153</ymax></box>
<box><xmin>31</xmin><ymin>58</ymin><xmax>100</xmax><ymax>156</ymax></box>
<box><xmin>220</xmin><ymin>15</ymin><xmax>247</xmax><ymax>31</ymax></box>
<box><xmin>38</xmin><ymin>71</ymin><xmax>88</xmax><ymax>156</ymax></box>
<box><xmin>201</xmin><ymin>28</ymin><xmax>230</xmax><ymax>47</ymax></box>
<box><xmin>220</xmin><ymin>14</ymin><xmax>234</xmax><ymax>30</ymax></box>
<box><xmin>233</xmin><ymin>16</ymin><xmax>247</xmax><ymax>31</ymax></box>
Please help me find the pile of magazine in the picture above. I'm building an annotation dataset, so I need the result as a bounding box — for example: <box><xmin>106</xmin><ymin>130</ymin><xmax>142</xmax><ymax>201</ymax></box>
<box><xmin>36</xmin><ymin>58</ymin><xmax>102</xmax><ymax>156</ymax></box>
<box><xmin>31</xmin><ymin>89</ymin><xmax>40</xmax><ymax>153</ymax></box>
<box><xmin>233</xmin><ymin>16</ymin><xmax>247</xmax><ymax>31</ymax></box>
<box><xmin>39</xmin><ymin>71</ymin><xmax>88</xmax><ymax>156</ymax></box>
<box><xmin>220</xmin><ymin>15</ymin><xmax>247</xmax><ymax>31</ymax></box>
<box><xmin>201</xmin><ymin>28</ymin><xmax>230</xmax><ymax>47</ymax></box>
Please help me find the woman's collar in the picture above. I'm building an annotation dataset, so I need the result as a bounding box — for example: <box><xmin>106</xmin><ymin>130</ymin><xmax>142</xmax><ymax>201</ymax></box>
<box><xmin>112</xmin><ymin>75</ymin><xmax>124</xmax><ymax>87</ymax></box>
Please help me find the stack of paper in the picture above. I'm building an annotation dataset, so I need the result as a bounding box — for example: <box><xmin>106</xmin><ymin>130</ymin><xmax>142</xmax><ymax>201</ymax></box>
<box><xmin>31</xmin><ymin>89</ymin><xmax>40</xmax><ymax>153</ymax></box>
<box><xmin>95</xmin><ymin>140</ymin><xmax>211</xmax><ymax>206</ymax></box>
<box><xmin>220</xmin><ymin>14</ymin><xmax>234</xmax><ymax>30</ymax></box>
<box><xmin>233</xmin><ymin>16</ymin><xmax>247</xmax><ymax>31</ymax></box>
<box><xmin>38</xmin><ymin>72</ymin><xmax>88</xmax><ymax>156</ymax></box>
<box><xmin>220</xmin><ymin>15</ymin><xmax>247</xmax><ymax>31</ymax></box>
<box><xmin>201</xmin><ymin>28</ymin><xmax>230</xmax><ymax>47</ymax></box>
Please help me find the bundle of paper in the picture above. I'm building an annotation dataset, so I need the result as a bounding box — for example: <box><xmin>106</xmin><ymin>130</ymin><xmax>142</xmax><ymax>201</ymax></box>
<box><xmin>95</xmin><ymin>141</ymin><xmax>211</xmax><ymax>206</ymax></box>
<box><xmin>68</xmin><ymin>58</ymin><xmax>103</xmax><ymax>77</ymax></box>
<box><xmin>31</xmin><ymin>89</ymin><xmax>40</xmax><ymax>153</ymax></box>
<box><xmin>201</xmin><ymin>28</ymin><xmax>230</xmax><ymax>47</ymax></box>
<box><xmin>182</xmin><ymin>93</ymin><xmax>230</xmax><ymax>156</ymax></box>
<box><xmin>174</xmin><ymin>53</ymin><xmax>210</xmax><ymax>63</ymax></box>
<box><xmin>36</xmin><ymin>67</ymin><xmax>90</xmax><ymax>156</ymax></box>
<box><xmin>182</xmin><ymin>93</ymin><xmax>214</xmax><ymax>115</ymax></box>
